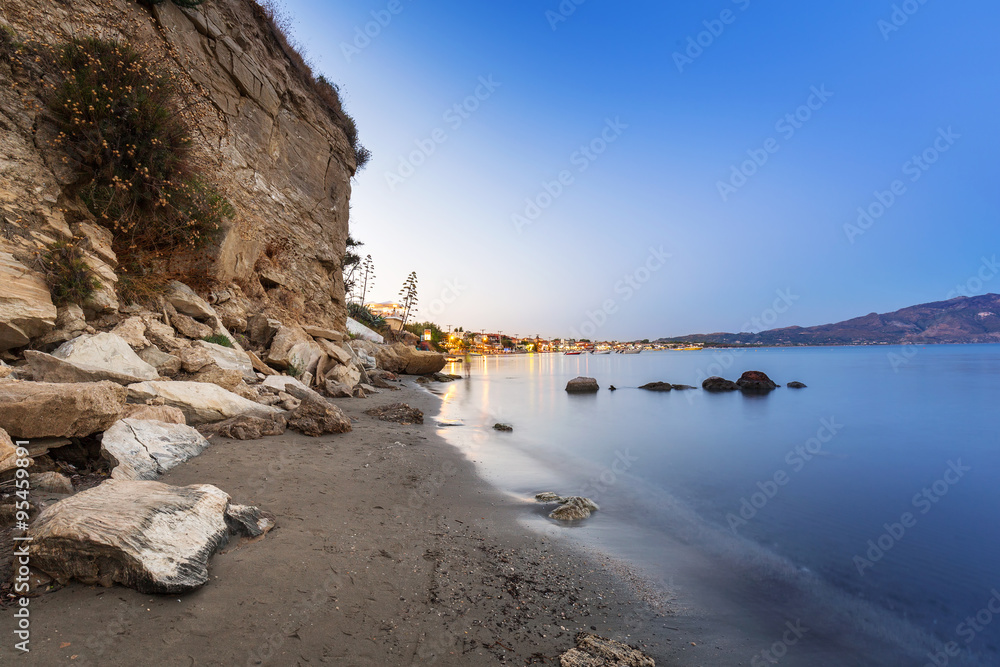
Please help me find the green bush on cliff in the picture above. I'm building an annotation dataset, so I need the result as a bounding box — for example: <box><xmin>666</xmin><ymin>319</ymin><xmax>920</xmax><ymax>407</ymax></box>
<box><xmin>40</xmin><ymin>241</ymin><xmax>102</xmax><ymax>307</ymax></box>
<box><xmin>47</xmin><ymin>37</ymin><xmax>231</xmax><ymax>299</ymax></box>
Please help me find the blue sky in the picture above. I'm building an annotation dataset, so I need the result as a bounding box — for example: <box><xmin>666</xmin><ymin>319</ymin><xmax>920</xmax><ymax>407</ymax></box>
<box><xmin>277</xmin><ymin>0</ymin><xmax>999</xmax><ymax>339</ymax></box>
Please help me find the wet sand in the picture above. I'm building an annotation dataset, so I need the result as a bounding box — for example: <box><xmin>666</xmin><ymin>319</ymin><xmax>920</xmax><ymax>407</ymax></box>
<box><xmin>3</xmin><ymin>383</ymin><xmax>751</xmax><ymax>665</ymax></box>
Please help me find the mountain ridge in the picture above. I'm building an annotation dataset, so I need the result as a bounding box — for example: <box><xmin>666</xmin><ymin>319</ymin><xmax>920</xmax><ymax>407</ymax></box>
<box><xmin>659</xmin><ymin>294</ymin><xmax>1000</xmax><ymax>345</ymax></box>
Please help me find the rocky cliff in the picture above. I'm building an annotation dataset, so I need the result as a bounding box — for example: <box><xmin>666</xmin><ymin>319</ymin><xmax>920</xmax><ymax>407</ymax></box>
<box><xmin>0</xmin><ymin>0</ymin><xmax>356</xmax><ymax>347</ymax></box>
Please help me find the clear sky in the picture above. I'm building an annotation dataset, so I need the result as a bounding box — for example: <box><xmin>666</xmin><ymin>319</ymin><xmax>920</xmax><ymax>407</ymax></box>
<box><xmin>275</xmin><ymin>0</ymin><xmax>999</xmax><ymax>340</ymax></box>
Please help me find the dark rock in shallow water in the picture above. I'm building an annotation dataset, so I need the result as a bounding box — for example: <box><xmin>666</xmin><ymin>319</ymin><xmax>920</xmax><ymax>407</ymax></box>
<box><xmin>565</xmin><ymin>377</ymin><xmax>599</xmax><ymax>393</ymax></box>
<box><xmin>736</xmin><ymin>370</ymin><xmax>778</xmax><ymax>392</ymax></box>
<box><xmin>638</xmin><ymin>382</ymin><xmax>672</xmax><ymax>392</ymax></box>
<box><xmin>702</xmin><ymin>376</ymin><xmax>739</xmax><ymax>392</ymax></box>
<box><xmin>608</xmin><ymin>385</ymin><xmax>617</xmax><ymax>391</ymax></box>
<box><xmin>671</xmin><ymin>384</ymin><xmax>696</xmax><ymax>390</ymax></box>
<box><xmin>787</xmin><ymin>381</ymin><xmax>807</xmax><ymax>388</ymax></box>
<box><xmin>493</xmin><ymin>423</ymin><xmax>513</xmax><ymax>432</ymax></box>
<box><xmin>534</xmin><ymin>493</ymin><xmax>600</xmax><ymax>520</ymax></box>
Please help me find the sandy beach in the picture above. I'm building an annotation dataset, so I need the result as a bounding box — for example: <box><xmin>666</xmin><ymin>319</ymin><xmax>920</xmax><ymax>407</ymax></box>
<box><xmin>2</xmin><ymin>383</ymin><xmax>741</xmax><ymax>665</ymax></box>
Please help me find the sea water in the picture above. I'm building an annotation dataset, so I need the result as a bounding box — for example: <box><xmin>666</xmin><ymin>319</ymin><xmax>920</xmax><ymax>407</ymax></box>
<box><xmin>431</xmin><ymin>345</ymin><xmax>1000</xmax><ymax>666</ymax></box>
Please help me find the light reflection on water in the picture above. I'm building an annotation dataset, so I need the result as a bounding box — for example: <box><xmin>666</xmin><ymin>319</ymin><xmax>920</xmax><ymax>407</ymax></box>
<box><xmin>433</xmin><ymin>346</ymin><xmax>1000</xmax><ymax>666</ymax></box>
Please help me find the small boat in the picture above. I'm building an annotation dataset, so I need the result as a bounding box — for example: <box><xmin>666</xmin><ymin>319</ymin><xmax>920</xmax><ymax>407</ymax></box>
<box><xmin>623</xmin><ymin>348</ymin><xmax>641</xmax><ymax>354</ymax></box>
<box><xmin>592</xmin><ymin>349</ymin><xmax>611</xmax><ymax>355</ymax></box>
<box><xmin>564</xmin><ymin>351</ymin><xmax>583</xmax><ymax>355</ymax></box>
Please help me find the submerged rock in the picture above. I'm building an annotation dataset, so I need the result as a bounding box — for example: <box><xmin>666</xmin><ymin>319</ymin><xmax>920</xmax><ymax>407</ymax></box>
<box><xmin>638</xmin><ymin>381</ymin><xmax>672</xmax><ymax>392</ymax></box>
<box><xmin>559</xmin><ymin>632</ymin><xmax>655</xmax><ymax>666</ymax></box>
<box><xmin>565</xmin><ymin>377</ymin><xmax>599</xmax><ymax>393</ymax></box>
<box><xmin>28</xmin><ymin>480</ymin><xmax>274</xmax><ymax>594</ymax></box>
<box><xmin>702</xmin><ymin>376</ymin><xmax>739</xmax><ymax>392</ymax></box>
<box><xmin>787</xmin><ymin>381</ymin><xmax>807</xmax><ymax>388</ymax></box>
<box><xmin>535</xmin><ymin>493</ymin><xmax>600</xmax><ymax>521</ymax></box>
<box><xmin>493</xmin><ymin>423</ymin><xmax>513</xmax><ymax>432</ymax></box>
<box><xmin>736</xmin><ymin>370</ymin><xmax>778</xmax><ymax>392</ymax></box>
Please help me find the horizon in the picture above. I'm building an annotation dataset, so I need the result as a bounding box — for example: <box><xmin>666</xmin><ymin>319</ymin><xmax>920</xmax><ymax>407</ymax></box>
<box><xmin>277</xmin><ymin>1</ymin><xmax>998</xmax><ymax>339</ymax></box>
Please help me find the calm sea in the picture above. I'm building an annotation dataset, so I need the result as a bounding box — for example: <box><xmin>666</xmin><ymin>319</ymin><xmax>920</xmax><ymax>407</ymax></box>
<box><xmin>432</xmin><ymin>345</ymin><xmax>1000</xmax><ymax>666</ymax></box>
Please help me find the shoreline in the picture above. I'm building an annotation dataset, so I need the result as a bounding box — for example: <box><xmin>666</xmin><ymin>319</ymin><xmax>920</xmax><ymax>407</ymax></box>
<box><xmin>10</xmin><ymin>383</ymin><xmax>685</xmax><ymax>665</ymax></box>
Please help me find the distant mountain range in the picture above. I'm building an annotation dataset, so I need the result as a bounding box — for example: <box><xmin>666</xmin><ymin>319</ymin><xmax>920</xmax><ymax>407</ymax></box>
<box><xmin>660</xmin><ymin>294</ymin><xmax>1000</xmax><ymax>346</ymax></box>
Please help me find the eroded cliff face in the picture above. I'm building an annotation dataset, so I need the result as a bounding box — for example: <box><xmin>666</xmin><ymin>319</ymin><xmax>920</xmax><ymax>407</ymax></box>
<box><xmin>0</xmin><ymin>0</ymin><xmax>354</xmax><ymax>332</ymax></box>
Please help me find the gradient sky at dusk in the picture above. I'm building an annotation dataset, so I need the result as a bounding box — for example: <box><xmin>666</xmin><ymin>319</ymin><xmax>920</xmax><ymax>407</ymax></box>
<box><xmin>275</xmin><ymin>0</ymin><xmax>999</xmax><ymax>339</ymax></box>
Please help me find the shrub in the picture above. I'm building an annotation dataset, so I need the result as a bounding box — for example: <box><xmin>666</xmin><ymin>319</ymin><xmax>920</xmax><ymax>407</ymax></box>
<box><xmin>40</xmin><ymin>241</ymin><xmax>102</xmax><ymax>306</ymax></box>
<box><xmin>202</xmin><ymin>333</ymin><xmax>233</xmax><ymax>348</ymax></box>
<box><xmin>47</xmin><ymin>37</ymin><xmax>230</xmax><ymax>292</ymax></box>
<box><xmin>348</xmin><ymin>302</ymin><xmax>385</xmax><ymax>330</ymax></box>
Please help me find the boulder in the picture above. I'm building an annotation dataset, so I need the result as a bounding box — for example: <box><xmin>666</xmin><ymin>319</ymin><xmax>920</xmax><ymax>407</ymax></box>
<box><xmin>374</xmin><ymin>343</ymin><xmax>446</xmax><ymax>375</ymax></box>
<box><xmin>246</xmin><ymin>349</ymin><xmax>277</xmax><ymax>376</ymax></box>
<box><xmin>28</xmin><ymin>480</ymin><xmax>274</xmax><ymax>594</ymax></box>
<box><xmin>286</xmin><ymin>396</ymin><xmax>352</xmax><ymax>436</ymax></box>
<box><xmin>0</xmin><ymin>427</ymin><xmax>18</xmax><ymax>474</ymax></box>
<box><xmin>0</xmin><ymin>381</ymin><xmax>127</xmax><ymax>438</ymax></box>
<box><xmin>0</xmin><ymin>247</ymin><xmax>57</xmax><ymax>351</ymax></box>
<box><xmin>0</xmin><ymin>361</ymin><xmax>11</xmax><ymax>380</ymax></box>
<box><xmin>127</xmin><ymin>381</ymin><xmax>282</xmax><ymax>425</ymax></box>
<box><xmin>124</xmin><ymin>404</ymin><xmax>186</xmax><ymax>424</ymax></box>
<box><xmin>266</xmin><ymin>325</ymin><xmax>323</xmax><ymax>374</ymax></box>
<box><xmin>565</xmin><ymin>377</ymin><xmax>599</xmax><ymax>393</ymax></box>
<box><xmin>195</xmin><ymin>340</ymin><xmax>255</xmax><ymax>382</ymax></box>
<box><xmin>326</xmin><ymin>362</ymin><xmax>361</xmax><ymax>388</ymax></box>
<box><xmin>143</xmin><ymin>317</ymin><xmax>187</xmax><ymax>353</ymax></box>
<box><xmin>323</xmin><ymin>380</ymin><xmax>353</xmax><ymax>398</ymax></box>
<box><xmin>493</xmin><ymin>423</ymin><xmax>513</xmax><ymax>432</ymax></box>
<box><xmin>536</xmin><ymin>495</ymin><xmax>600</xmax><ymax>521</ymax></box>
<box><xmin>171</xmin><ymin>312</ymin><xmax>214</xmax><ymax>339</ymax></box>
<box><xmin>164</xmin><ymin>281</ymin><xmax>217</xmax><ymax>321</ymax></box>
<box><xmin>262</xmin><ymin>374</ymin><xmax>326</xmax><ymax>404</ymax></box>
<box><xmin>702</xmin><ymin>376</ymin><xmax>739</xmax><ymax>392</ymax></box>
<box><xmin>364</xmin><ymin>403</ymin><xmax>424</xmax><ymax>425</ymax></box>
<box><xmin>638</xmin><ymin>382</ymin><xmax>672</xmax><ymax>392</ymax></box>
<box><xmin>787</xmin><ymin>381</ymin><xmax>807</xmax><ymax>388</ymax></box>
<box><xmin>559</xmin><ymin>633</ymin><xmax>655</xmax><ymax>667</ymax></box>
<box><xmin>315</xmin><ymin>338</ymin><xmax>353</xmax><ymax>366</ymax></box>
<box><xmin>302</xmin><ymin>325</ymin><xmax>345</xmax><ymax>341</ymax></box>
<box><xmin>36</xmin><ymin>304</ymin><xmax>90</xmax><ymax>347</ymax></box>
<box><xmin>101</xmin><ymin>418</ymin><xmax>210</xmax><ymax>480</ymax></box>
<box><xmin>138</xmin><ymin>346</ymin><xmax>182</xmax><ymax>376</ymax></box>
<box><xmin>190</xmin><ymin>364</ymin><xmax>243</xmax><ymax>392</ymax></box>
<box><xmin>110</xmin><ymin>316</ymin><xmax>149</xmax><ymax>349</ymax></box>
<box><xmin>27</xmin><ymin>332</ymin><xmax>159</xmax><ymax>384</ymax></box>
<box><xmin>178</xmin><ymin>346</ymin><xmax>215</xmax><ymax>373</ymax></box>
<box><xmin>671</xmin><ymin>384</ymin><xmax>696</xmax><ymax>390</ymax></box>
<box><xmin>31</xmin><ymin>471</ymin><xmax>75</xmax><ymax>495</ymax></box>
<box><xmin>210</xmin><ymin>414</ymin><xmax>287</xmax><ymax>440</ymax></box>
<box><xmin>247</xmin><ymin>314</ymin><xmax>281</xmax><ymax>348</ymax></box>
<box><xmin>736</xmin><ymin>370</ymin><xmax>778</xmax><ymax>392</ymax></box>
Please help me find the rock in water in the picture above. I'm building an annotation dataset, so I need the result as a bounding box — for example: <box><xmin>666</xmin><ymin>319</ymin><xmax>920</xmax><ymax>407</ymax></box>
<box><xmin>736</xmin><ymin>370</ymin><xmax>778</xmax><ymax>392</ymax></box>
<box><xmin>287</xmin><ymin>396</ymin><xmax>352</xmax><ymax>436</ymax></box>
<box><xmin>787</xmin><ymin>381</ymin><xmax>807</xmax><ymax>388</ymax></box>
<box><xmin>28</xmin><ymin>480</ymin><xmax>274</xmax><ymax>594</ymax></box>
<box><xmin>565</xmin><ymin>377</ymin><xmax>599</xmax><ymax>393</ymax></box>
<box><xmin>493</xmin><ymin>423</ymin><xmax>514</xmax><ymax>432</ymax></box>
<box><xmin>702</xmin><ymin>376</ymin><xmax>739</xmax><ymax>392</ymax></box>
<box><xmin>0</xmin><ymin>381</ymin><xmax>127</xmax><ymax>439</ymax></box>
<box><xmin>638</xmin><ymin>382</ymin><xmax>672</xmax><ymax>392</ymax></box>
<box><xmin>559</xmin><ymin>632</ymin><xmax>655</xmax><ymax>666</ymax></box>
<box><xmin>101</xmin><ymin>418</ymin><xmax>210</xmax><ymax>480</ymax></box>
<box><xmin>535</xmin><ymin>492</ymin><xmax>565</xmax><ymax>503</ymax></box>
<box><xmin>549</xmin><ymin>496</ymin><xmax>600</xmax><ymax>521</ymax></box>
